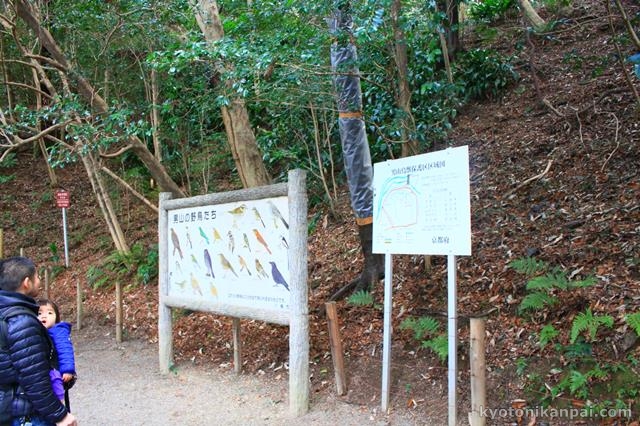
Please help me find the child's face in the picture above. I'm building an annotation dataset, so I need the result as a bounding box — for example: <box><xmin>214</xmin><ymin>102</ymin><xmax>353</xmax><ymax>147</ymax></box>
<box><xmin>38</xmin><ymin>303</ymin><xmax>57</xmax><ymax>329</ymax></box>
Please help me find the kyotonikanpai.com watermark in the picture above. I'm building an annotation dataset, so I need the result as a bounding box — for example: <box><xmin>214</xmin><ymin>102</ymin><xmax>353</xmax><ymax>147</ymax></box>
<box><xmin>479</xmin><ymin>405</ymin><xmax>633</xmax><ymax>421</ymax></box>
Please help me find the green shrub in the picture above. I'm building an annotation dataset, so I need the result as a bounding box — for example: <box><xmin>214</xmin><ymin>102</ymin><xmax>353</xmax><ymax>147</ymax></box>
<box><xmin>454</xmin><ymin>48</ymin><xmax>519</xmax><ymax>100</ymax></box>
<box><xmin>467</xmin><ymin>0</ymin><xmax>516</xmax><ymax>22</ymax></box>
<box><xmin>86</xmin><ymin>242</ymin><xmax>158</xmax><ymax>289</ymax></box>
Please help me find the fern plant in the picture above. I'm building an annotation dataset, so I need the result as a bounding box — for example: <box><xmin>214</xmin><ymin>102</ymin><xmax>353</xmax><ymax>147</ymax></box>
<box><xmin>347</xmin><ymin>290</ymin><xmax>376</xmax><ymax>307</ymax></box>
<box><xmin>625</xmin><ymin>312</ymin><xmax>640</xmax><ymax>336</ymax></box>
<box><xmin>86</xmin><ymin>242</ymin><xmax>158</xmax><ymax>289</ymax></box>
<box><xmin>400</xmin><ymin>316</ymin><xmax>440</xmax><ymax>340</ymax></box>
<box><xmin>400</xmin><ymin>316</ymin><xmax>448</xmax><ymax>363</ymax></box>
<box><xmin>539</xmin><ymin>324</ymin><xmax>559</xmax><ymax>349</ymax></box>
<box><xmin>509</xmin><ymin>257</ymin><xmax>549</xmax><ymax>275</ymax></box>
<box><xmin>570</xmin><ymin>308</ymin><xmax>614</xmax><ymax>343</ymax></box>
<box><xmin>422</xmin><ymin>335</ymin><xmax>448</xmax><ymax>363</ymax></box>
<box><xmin>509</xmin><ymin>258</ymin><xmax>597</xmax><ymax>314</ymax></box>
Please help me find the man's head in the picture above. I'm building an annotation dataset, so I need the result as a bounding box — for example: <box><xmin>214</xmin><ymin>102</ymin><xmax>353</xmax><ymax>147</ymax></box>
<box><xmin>0</xmin><ymin>256</ymin><xmax>41</xmax><ymax>297</ymax></box>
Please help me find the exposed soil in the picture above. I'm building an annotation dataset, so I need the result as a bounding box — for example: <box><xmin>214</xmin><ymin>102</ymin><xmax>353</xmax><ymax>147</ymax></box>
<box><xmin>1</xmin><ymin>1</ymin><xmax>639</xmax><ymax>425</ymax></box>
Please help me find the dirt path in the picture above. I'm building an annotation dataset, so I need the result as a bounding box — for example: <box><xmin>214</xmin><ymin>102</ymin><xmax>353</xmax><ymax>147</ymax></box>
<box><xmin>69</xmin><ymin>324</ymin><xmax>424</xmax><ymax>425</ymax></box>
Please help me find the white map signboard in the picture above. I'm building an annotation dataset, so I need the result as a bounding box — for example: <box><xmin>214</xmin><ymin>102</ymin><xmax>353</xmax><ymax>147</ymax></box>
<box><xmin>372</xmin><ymin>146</ymin><xmax>471</xmax><ymax>256</ymax></box>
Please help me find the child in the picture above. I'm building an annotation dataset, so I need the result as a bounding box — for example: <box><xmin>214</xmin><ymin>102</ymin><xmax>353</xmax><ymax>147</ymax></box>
<box><xmin>38</xmin><ymin>299</ymin><xmax>77</xmax><ymax>406</ymax></box>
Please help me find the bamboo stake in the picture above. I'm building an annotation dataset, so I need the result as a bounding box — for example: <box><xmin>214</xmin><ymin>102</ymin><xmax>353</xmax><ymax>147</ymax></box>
<box><xmin>115</xmin><ymin>281</ymin><xmax>122</xmax><ymax>343</ymax></box>
<box><xmin>0</xmin><ymin>228</ymin><xmax>4</xmax><ymax>258</ymax></box>
<box><xmin>76</xmin><ymin>278</ymin><xmax>83</xmax><ymax>330</ymax></box>
<box><xmin>469</xmin><ymin>317</ymin><xmax>487</xmax><ymax>426</ymax></box>
<box><xmin>43</xmin><ymin>267</ymin><xmax>50</xmax><ymax>300</ymax></box>
<box><xmin>233</xmin><ymin>317</ymin><xmax>242</xmax><ymax>374</ymax></box>
<box><xmin>325</xmin><ymin>301</ymin><xmax>347</xmax><ymax>395</ymax></box>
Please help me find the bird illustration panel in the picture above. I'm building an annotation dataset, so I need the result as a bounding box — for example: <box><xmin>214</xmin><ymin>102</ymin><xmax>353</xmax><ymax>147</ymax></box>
<box><xmin>167</xmin><ymin>196</ymin><xmax>290</xmax><ymax>311</ymax></box>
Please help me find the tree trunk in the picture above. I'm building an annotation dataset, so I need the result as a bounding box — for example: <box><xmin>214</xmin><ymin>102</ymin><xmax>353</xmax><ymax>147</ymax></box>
<box><xmin>151</xmin><ymin>68</ymin><xmax>162</xmax><ymax>162</ymax></box>
<box><xmin>391</xmin><ymin>0</ymin><xmax>419</xmax><ymax>158</ymax></box>
<box><xmin>436</xmin><ymin>0</ymin><xmax>461</xmax><ymax>61</ymax></box>
<box><xmin>81</xmin><ymin>152</ymin><xmax>130</xmax><ymax>253</ymax></box>
<box><xmin>193</xmin><ymin>0</ymin><xmax>271</xmax><ymax>188</ymax></box>
<box><xmin>518</xmin><ymin>0</ymin><xmax>546</xmax><ymax>31</ymax></box>
<box><xmin>14</xmin><ymin>0</ymin><xmax>185</xmax><ymax>197</ymax></box>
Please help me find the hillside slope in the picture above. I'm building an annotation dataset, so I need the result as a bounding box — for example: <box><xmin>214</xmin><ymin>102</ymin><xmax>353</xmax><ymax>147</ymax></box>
<box><xmin>1</xmin><ymin>1</ymin><xmax>639</xmax><ymax>423</ymax></box>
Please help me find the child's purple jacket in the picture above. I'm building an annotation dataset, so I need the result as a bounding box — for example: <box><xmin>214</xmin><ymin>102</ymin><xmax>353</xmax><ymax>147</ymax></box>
<box><xmin>49</xmin><ymin>369</ymin><xmax>64</xmax><ymax>400</ymax></box>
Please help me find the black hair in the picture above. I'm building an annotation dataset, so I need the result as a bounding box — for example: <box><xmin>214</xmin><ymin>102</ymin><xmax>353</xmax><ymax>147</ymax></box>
<box><xmin>0</xmin><ymin>256</ymin><xmax>36</xmax><ymax>292</ymax></box>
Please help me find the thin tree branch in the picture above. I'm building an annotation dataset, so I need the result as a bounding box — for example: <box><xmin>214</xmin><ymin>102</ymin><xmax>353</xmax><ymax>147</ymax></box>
<box><xmin>600</xmin><ymin>112</ymin><xmax>620</xmax><ymax>173</ymax></box>
<box><xmin>504</xmin><ymin>159</ymin><xmax>553</xmax><ymax>198</ymax></box>
<box><xmin>100</xmin><ymin>166</ymin><xmax>158</xmax><ymax>213</ymax></box>
<box><xmin>100</xmin><ymin>144</ymin><xmax>135</xmax><ymax>158</ymax></box>
<box><xmin>2</xmin><ymin>80</ymin><xmax>53</xmax><ymax>99</ymax></box>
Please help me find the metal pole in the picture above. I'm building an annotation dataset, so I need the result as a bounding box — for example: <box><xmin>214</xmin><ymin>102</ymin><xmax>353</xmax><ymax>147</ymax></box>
<box><xmin>62</xmin><ymin>207</ymin><xmax>69</xmax><ymax>267</ymax></box>
<box><xmin>448</xmin><ymin>254</ymin><xmax>458</xmax><ymax>426</ymax></box>
<box><xmin>381</xmin><ymin>253</ymin><xmax>393</xmax><ymax>413</ymax></box>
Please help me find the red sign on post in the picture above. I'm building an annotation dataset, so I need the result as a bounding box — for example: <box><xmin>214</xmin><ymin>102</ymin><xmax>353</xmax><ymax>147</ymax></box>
<box><xmin>55</xmin><ymin>190</ymin><xmax>70</xmax><ymax>208</ymax></box>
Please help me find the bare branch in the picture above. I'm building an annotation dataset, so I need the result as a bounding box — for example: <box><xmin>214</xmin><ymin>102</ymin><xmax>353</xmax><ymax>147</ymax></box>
<box><xmin>100</xmin><ymin>145</ymin><xmax>135</xmax><ymax>158</ymax></box>
<box><xmin>3</xmin><ymin>81</ymin><xmax>53</xmax><ymax>99</ymax></box>
<box><xmin>24</xmin><ymin>53</ymin><xmax>67</xmax><ymax>71</ymax></box>
<box><xmin>0</xmin><ymin>119</ymin><xmax>74</xmax><ymax>147</ymax></box>
<box><xmin>100</xmin><ymin>166</ymin><xmax>158</xmax><ymax>213</ymax></box>
<box><xmin>504</xmin><ymin>159</ymin><xmax>553</xmax><ymax>198</ymax></box>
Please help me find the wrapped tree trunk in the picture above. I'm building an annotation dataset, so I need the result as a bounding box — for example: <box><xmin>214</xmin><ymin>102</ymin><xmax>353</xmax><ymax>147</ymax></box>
<box><xmin>328</xmin><ymin>2</ymin><xmax>383</xmax><ymax>301</ymax></box>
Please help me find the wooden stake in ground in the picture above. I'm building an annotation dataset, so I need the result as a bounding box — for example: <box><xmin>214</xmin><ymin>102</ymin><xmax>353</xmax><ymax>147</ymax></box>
<box><xmin>43</xmin><ymin>267</ymin><xmax>50</xmax><ymax>300</ymax></box>
<box><xmin>325</xmin><ymin>301</ymin><xmax>347</xmax><ymax>395</ymax></box>
<box><xmin>116</xmin><ymin>281</ymin><xmax>123</xmax><ymax>343</ymax></box>
<box><xmin>76</xmin><ymin>278</ymin><xmax>83</xmax><ymax>330</ymax></box>
<box><xmin>469</xmin><ymin>317</ymin><xmax>487</xmax><ymax>426</ymax></box>
<box><xmin>233</xmin><ymin>318</ymin><xmax>242</xmax><ymax>375</ymax></box>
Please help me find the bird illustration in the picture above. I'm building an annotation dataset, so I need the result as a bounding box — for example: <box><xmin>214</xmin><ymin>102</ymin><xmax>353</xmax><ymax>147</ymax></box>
<box><xmin>242</xmin><ymin>233</ymin><xmax>251</xmax><ymax>252</ymax></box>
<box><xmin>190</xmin><ymin>273</ymin><xmax>203</xmax><ymax>296</ymax></box>
<box><xmin>213</xmin><ymin>228</ymin><xmax>223</xmax><ymax>243</ymax></box>
<box><xmin>199</xmin><ymin>227</ymin><xmax>210</xmax><ymax>244</ymax></box>
<box><xmin>174</xmin><ymin>279</ymin><xmax>187</xmax><ymax>290</ymax></box>
<box><xmin>170</xmin><ymin>228</ymin><xmax>183</xmax><ymax>259</ymax></box>
<box><xmin>228</xmin><ymin>230</ymin><xmax>235</xmax><ymax>253</ymax></box>
<box><xmin>186</xmin><ymin>226</ymin><xmax>193</xmax><ymax>249</ymax></box>
<box><xmin>253</xmin><ymin>229</ymin><xmax>272</xmax><ymax>254</ymax></box>
<box><xmin>190</xmin><ymin>254</ymin><xmax>201</xmax><ymax>269</ymax></box>
<box><xmin>268</xmin><ymin>200</ymin><xmax>289</xmax><ymax>229</ymax></box>
<box><xmin>238</xmin><ymin>255</ymin><xmax>252</xmax><ymax>276</ymax></box>
<box><xmin>209</xmin><ymin>282</ymin><xmax>218</xmax><ymax>298</ymax></box>
<box><xmin>280</xmin><ymin>235</ymin><xmax>289</xmax><ymax>249</ymax></box>
<box><xmin>252</xmin><ymin>207</ymin><xmax>265</xmax><ymax>228</ymax></box>
<box><xmin>174</xmin><ymin>260</ymin><xmax>183</xmax><ymax>274</ymax></box>
<box><xmin>228</xmin><ymin>204</ymin><xmax>247</xmax><ymax>217</ymax></box>
<box><xmin>255</xmin><ymin>259</ymin><xmax>269</xmax><ymax>279</ymax></box>
<box><xmin>269</xmin><ymin>261</ymin><xmax>289</xmax><ymax>291</ymax></box>
<box><xmin>218</xmin><ymin>253</ymin><xmax>238</xmax><ymax>278</ymax></box>
<box><xmin>204</xmin><ymin>249</ymin><xmax>215</xmax><ymax>278</ymax></box>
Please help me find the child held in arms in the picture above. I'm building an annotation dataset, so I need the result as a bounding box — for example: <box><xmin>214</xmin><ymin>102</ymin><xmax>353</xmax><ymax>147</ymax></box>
<box><xmin>38</xmin><ymin>299</ymin><xmax>77</xmax><ymax>405</ymax></box>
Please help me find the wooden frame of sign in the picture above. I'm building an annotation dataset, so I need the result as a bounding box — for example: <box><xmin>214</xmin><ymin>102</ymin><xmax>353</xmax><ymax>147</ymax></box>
<box><xmin>158</xmin><ymin>169</ymin><xmax>309</xmax><ymax>416</ymax></box>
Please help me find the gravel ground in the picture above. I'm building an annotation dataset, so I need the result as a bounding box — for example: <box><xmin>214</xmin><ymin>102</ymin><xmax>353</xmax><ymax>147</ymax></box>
<box><xmin>69</xmin><ymin>324</ymin><xmax>421</xmax><ymax>425</ymax></box>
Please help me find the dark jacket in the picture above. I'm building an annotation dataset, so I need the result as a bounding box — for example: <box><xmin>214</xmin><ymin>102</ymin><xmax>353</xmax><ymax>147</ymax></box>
<box><xmin>0</xmin><ymin>290</ymin><xmax>68</xmax><ymax>424</ymax></box>
<box><xmin>48</xmin><ymin>322</ymin><xmax>75</xmax><ymax>376</ymax></box>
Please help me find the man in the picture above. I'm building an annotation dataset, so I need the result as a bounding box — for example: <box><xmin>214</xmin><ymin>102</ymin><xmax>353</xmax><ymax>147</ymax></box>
<box><xmin>0</xmin><ymin>257</ymin><xmax>77</xmax><ymax>426</ymax></box>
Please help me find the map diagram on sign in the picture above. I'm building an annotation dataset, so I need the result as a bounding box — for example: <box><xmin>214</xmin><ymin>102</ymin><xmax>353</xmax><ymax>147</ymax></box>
<box><xmin>372</xmin><ymin>146</ymin><xmax>471</xmax><ymax>256</ymax></box>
